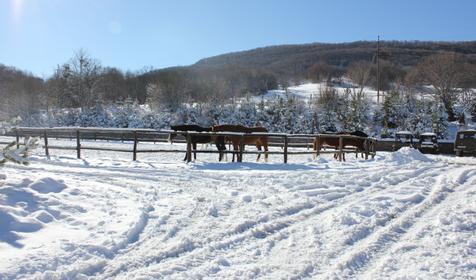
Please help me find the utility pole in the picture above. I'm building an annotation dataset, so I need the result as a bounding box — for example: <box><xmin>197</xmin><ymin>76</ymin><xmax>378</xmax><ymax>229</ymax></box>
<box><xmin>377</xmin><ymin>35</ymin><xmax>380</xmax><ymax>103</ymax></box>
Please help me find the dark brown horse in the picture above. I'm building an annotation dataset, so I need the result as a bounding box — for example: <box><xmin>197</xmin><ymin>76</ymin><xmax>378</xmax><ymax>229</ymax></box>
<box><xmin>212</xmin><ymin>124</ymin><xmax>269</xmax><ymax>162</ymax></box>
<box><xmin>169</xmin><ymin>125</ymin><xmax>226</xmax><ymax>161</ymax></box>
<box><xmin>313</xmin><ymin>131</ymin><xmax>368</xmax><ymax>161</ymax></box>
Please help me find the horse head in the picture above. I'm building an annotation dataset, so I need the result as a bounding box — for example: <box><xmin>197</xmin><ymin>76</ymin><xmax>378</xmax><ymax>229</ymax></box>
<box><xmin>168</xmin><ymin>125</ymin><xmax>183</xmax><ymax>143</ymax></box>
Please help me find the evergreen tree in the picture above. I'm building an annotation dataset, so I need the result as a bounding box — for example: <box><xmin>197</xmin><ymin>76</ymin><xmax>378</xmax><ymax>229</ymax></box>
<box><xmin>431</xmin><ymin>102</ymin><xmax>449</xmax><ymax>138</ymax></box>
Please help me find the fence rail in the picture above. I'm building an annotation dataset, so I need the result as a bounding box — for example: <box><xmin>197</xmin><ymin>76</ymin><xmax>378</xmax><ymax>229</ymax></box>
<box><xmin>0</xmin><ymin>127</ymin><xmax>378</xmax><ymax>163</ymax></box>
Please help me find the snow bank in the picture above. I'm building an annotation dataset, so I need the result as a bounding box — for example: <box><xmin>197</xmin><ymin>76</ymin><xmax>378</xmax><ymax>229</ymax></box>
<box><xmin>382</xmin><ymin>147</ymin><xmax>433</xmax><ymax>164</ymax></box>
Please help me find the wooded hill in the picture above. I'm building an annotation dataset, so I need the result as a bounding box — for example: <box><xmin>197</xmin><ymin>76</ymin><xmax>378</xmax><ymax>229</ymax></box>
<box><xmin>194</xmin><ymin>40</ymin><xmax>476</xmax><ymax>78</ymax></box>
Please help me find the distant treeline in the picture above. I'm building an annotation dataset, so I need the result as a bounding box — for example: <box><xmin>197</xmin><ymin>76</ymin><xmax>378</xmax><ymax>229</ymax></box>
<box><xmin>1</xmin><ymin>41</ymin><xmax>476</xmax><ymax>122</ymax></box>
<box><xmin>197</xmin><ymin>40</ymin><xmax>476</xmax><ymax>79</ymax></box>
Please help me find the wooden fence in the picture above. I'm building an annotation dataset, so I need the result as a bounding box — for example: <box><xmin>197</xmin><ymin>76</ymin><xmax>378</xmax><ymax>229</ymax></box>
<box><xmin>0</xmin><ymin>127</ymin><xmax>377</xmax><ymax>163</ymax></box>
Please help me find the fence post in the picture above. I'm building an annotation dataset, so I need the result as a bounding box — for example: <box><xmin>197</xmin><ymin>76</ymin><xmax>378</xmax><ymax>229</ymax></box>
<box><xmin>238</xmin><ymin>134</ymin><xmax>244</xmax><ymax>163</ymax></box>
<box><xmin>338</xmin><ymin>136</ymin><xmax>343</xmax><ymax>162</ymax></box>
<box><xmin>44</xmin><ymin>130</ymin><xmax>49</xmax><ymax>158</ymax></box>
<box><xmin>133</xmin><ymin>131</ymin><xmax>138</xmax><ymax>161</ymax></box>
<box><xmin>76</xmin><ymin>130</ymin><xmax>81</xmax><ymax>159</ymax></box>
<box><xmin>15</xmin><ymin>129</ymin><xmax>20</xmax><ymax>149</ymax></box>
<box><xmin>186</xmin><ymin>133</ymin><xmax>192</xmax><ymax>163</ymax></box>
<box><xmin>284</xmin><ymin>135</ymin><xmax>288</xmax><ymax>164</ymax></box>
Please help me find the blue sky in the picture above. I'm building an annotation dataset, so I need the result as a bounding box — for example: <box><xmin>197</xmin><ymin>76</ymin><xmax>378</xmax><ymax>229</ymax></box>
<box><xmin>1</xmin><ymin>0</ymin><xmax>475</xmax><ymax>77</ymax></box>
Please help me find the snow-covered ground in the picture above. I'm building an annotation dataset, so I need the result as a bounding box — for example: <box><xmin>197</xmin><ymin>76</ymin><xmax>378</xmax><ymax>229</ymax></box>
<box><xmin>258</xmin><ymin>81</ymin><xmax>385</xmax><ymax>103</ymax></box>
<box><xmin>1</xmin><ymin>139</ymin><xmax>475</xmax><ymax>279</ymax></box>
<box><xmin>260</xmin><ymin>82</ymin><xmax>475</xmax><ymax>109</ymax></box>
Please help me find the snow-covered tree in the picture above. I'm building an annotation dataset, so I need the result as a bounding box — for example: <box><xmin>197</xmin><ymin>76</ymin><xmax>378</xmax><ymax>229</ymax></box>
<box><xmin>341</xmin><ymin>88</ymin><xmax>370</xmax><ymax>131</ymax></box>
<box><xmin>315</xmin><ymin>86</ymin><xmax>341</xmax><ymax>132</ymax></box>
<box><xmin>431</xmin><ymin>102</ymin><xmax>449</xmax><ymax>138</ymax></box>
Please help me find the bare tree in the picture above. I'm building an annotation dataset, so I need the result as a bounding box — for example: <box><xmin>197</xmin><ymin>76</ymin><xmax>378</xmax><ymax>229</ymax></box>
<box><xmin>347</xmin><ymin>61</ymin><xmax>373</xmax><ymax>96</ymax></box>
<box><xmin>307</xmin><ymin>61</ymin><xmax>340</xmax><ymax>83</ymax></box>
<box><xmin>99</xmin><ymin>67</ymin><xmax>127</xmax><ymax>102</ymax></box>
<box><xmin>47</xmin><ymin>49</ymin><xmax>103</xmax><ymax>109</ymax></box>
<box><xmin>69</xmin><ymin>49</ymin><xmax>103</xmax><ymax>108</ymax></box>
<box><xmin>415</xmin><ymin>53</ymin><xmax>466</xmax><ymax>121</ymax></box>
<box><xmin>146</xmin><ymin>80</ymin><xmax>187</xmax><ymax>111</ymax></box>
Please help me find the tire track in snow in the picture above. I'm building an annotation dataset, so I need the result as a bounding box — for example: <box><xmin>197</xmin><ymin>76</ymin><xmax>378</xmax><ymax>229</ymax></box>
<box><xmin>318</xmin><ymin>167</ymin><xmax>475</xmax><ymax>279</ymax></box>
<box><xmin>106</xmin><ymin>163</ymin><xmax>447</xmax><ymax>278</ymax></box>
<box><xmin>207</xmin><ymin>164</ymin><xmax>448</xmax><ymax>279</ymax></box>
<box><xmin>359</xmin><ymin>170</ymin><xmax>476</xmax><ymax>279</ymax></box>
<box><xmin>5</xmin><ymin>155</ymin><xmax>449</xmax><ymax>279</ymax></box>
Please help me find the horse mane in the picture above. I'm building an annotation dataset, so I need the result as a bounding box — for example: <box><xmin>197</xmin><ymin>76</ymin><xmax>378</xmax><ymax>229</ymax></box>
<box><xmin>246</xmin><ymin>126</ymin><xmax>268</xmax><ymax>133</ymax></box>
<box><xmin>350</xmin><ymin>130</ymin><xmax>368</xmax><ymax>138</ymax></box>
<box><xmin>321</xmin><ymin>130</ymin><xmax>368</xmax><ymax>137</ymax></box>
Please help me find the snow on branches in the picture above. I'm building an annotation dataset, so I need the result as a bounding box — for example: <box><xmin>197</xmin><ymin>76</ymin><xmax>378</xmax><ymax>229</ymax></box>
<box><xmin>0</xmin><ymin>138</ymin><xmax>39</xmax><ymax>166</ymax></box>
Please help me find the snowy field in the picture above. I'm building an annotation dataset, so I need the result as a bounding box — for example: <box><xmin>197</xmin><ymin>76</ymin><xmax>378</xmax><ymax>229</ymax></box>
<box><xmin>258</xmin><ymin>82</ymin><xmax>388</xmax><ymax>103</ymax></box>
<box><xmin>258</xmin><ymin>82</ymin><xmax>455</xmax><ymax>103</ymax></box>
<box><xmin>1</xmin><ymin>139</ymin><xmax>476</xmax><ymax>279</ymax></box>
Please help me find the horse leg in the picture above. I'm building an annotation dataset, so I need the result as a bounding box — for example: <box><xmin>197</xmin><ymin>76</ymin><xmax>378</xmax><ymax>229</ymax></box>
<box><xmin>312</xmin><ymin>140</ymin><xmax>317</xmax><ymax>160</ymax></box>
<box><xmin>256</xmin><ymin>144</ymin><xmax>262</xmax><ymax>162</ymax></box>
<box><xmin>261</xmin><ymin>137</ymin><xmax>269</xmax><ymax>162</ymax></box>
<box><xmin>264</xmin><ymin>144</ymin><xmax>269</xmax><ymax>162</ymax></box>
<box><xmin>231</xmin><ymin>142</ymin><xmax>235</xmax><ymax>162</ymax></box>
<box><xmin>215</xmin><ymin>141</ymin><xmax>222</xmax><ymax>162</ymax></box>
<box><xmin>313</xmin><ymin>138</ymin><xmax>321</xmax><ymax>160</ymax></box>
<box><xmin>221</xmin><ymin>143</ymin><xmax>227</xmax><ymax>162</ymax></box>
<box><xmin>216</xmin><ymin>136</ymin><xmax>226</xmax><ymax>162</ymax></box>
<box><xmin>193</xmin><ymin>142</ymin><xmax>197</xmax><ymax>161</ymax></box>
<box><xmin>232</xmin><ymin>143</ymin><xmax>239</xmax><ymax>162</ymax></box>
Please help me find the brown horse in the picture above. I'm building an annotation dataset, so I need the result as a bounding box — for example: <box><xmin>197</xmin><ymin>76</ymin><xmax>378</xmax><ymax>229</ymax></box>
<box><xmin>313</xmin><ymin>131</ymin><xmax>368</xmax><ymax>161</ymax></box>
<box><xmin>212</xmin><ymin>124</ymin><xmax>269</xmax><ymax>162</ymax></box>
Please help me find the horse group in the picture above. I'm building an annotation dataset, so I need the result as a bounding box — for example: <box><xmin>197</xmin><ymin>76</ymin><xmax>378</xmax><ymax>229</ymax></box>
<box><xmin>169</xmin><ymin>124</ymin><xmax>370</xmax><ymax>162</ymax></box>
<box><xmin>169</xmin><ymin>124</ymin><xmax>269</xmax><ymax>162</ymax></box>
